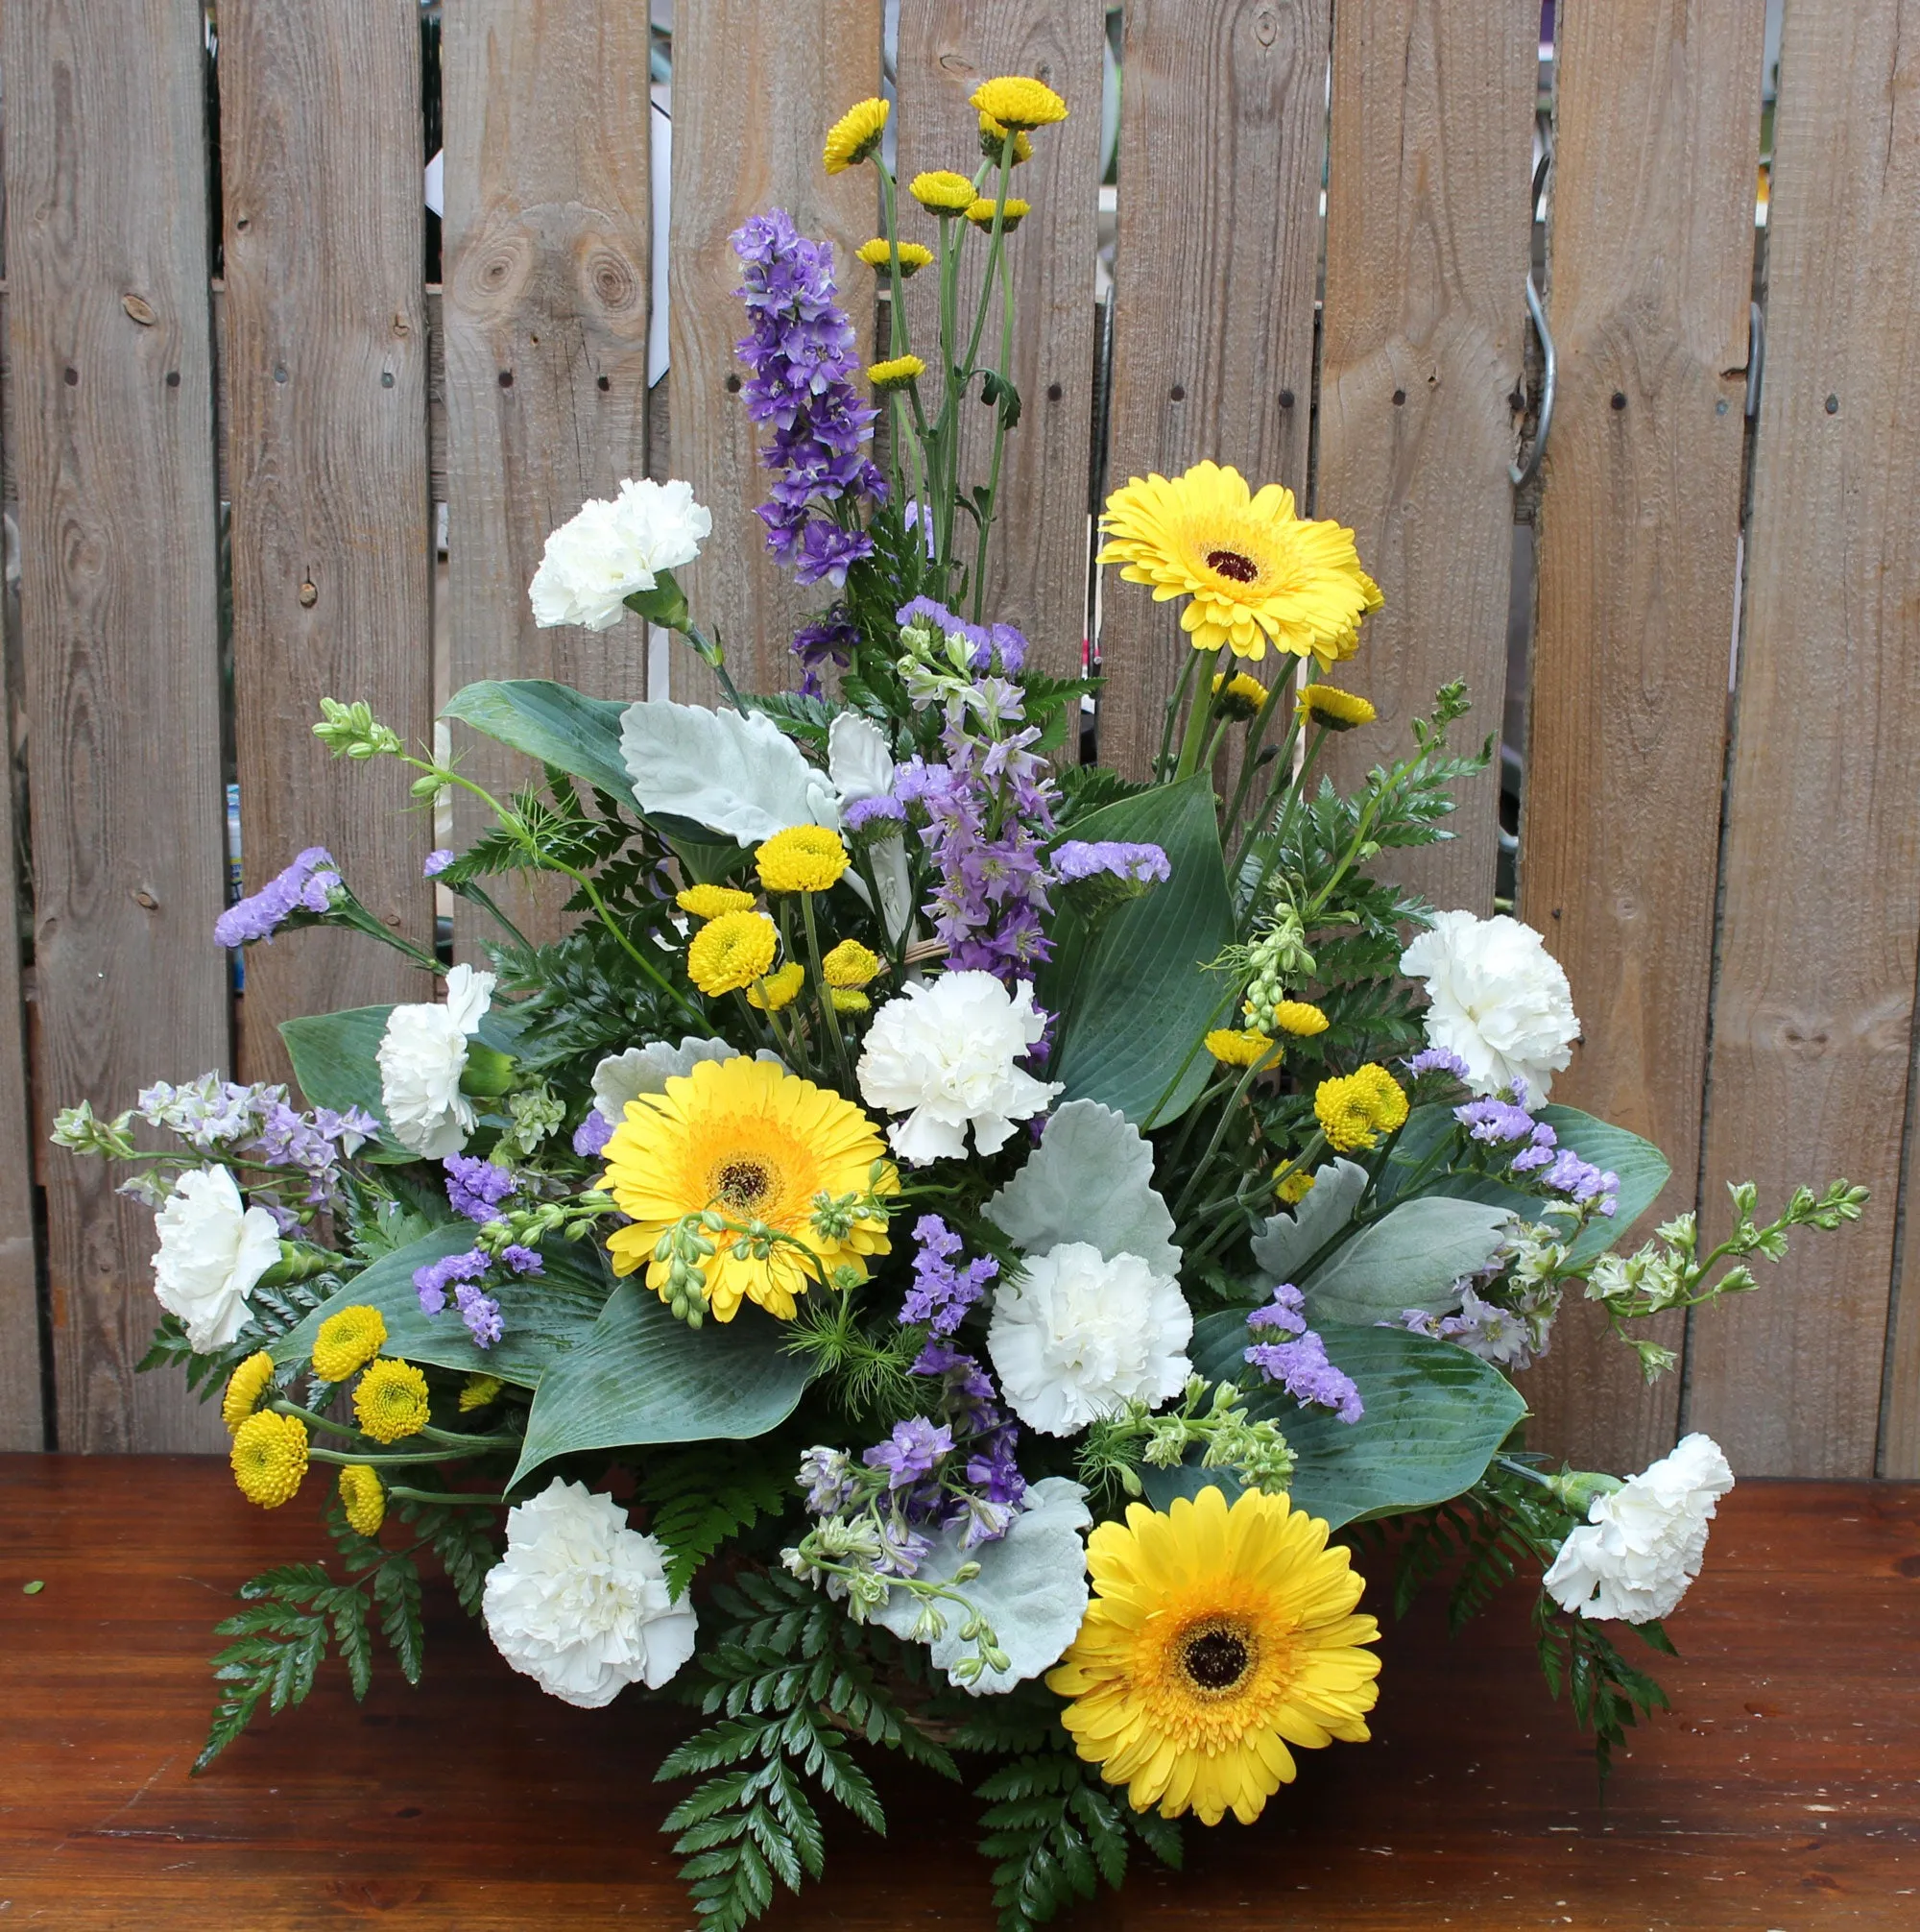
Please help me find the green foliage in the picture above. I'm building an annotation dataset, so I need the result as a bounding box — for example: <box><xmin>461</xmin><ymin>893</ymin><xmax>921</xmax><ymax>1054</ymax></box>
<box><xmin>490</xmin><ymin>922</ymin><xmax>694</xmax><ymax>1075</ymax></box>
<box><xmin>635</xmin><ymin>1444</ymin><xmax>794</xmax><ymax>1598</ymax></box>
<box><xmin>1053</xmin><ymin>762</ymin><xmax>1148</xmax><ymax>823</ymax></box>
<box><xmin>657</xmin><ymin>1568</ymin><xmax>959</xmax><ymax>1932</ymax></box>
<box><xmin>1533</xmin><ymin>1603</ymin><xmax>1674</xmax><ymax>1787</ymax></box>
<box><xmin>136</xmin><ymin>1269</ymin><xmax>341</xmax><ymax>1403</ymax></box>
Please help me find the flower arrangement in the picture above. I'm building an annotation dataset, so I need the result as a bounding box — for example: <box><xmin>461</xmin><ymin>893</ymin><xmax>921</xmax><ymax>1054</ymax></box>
<box><xmin>57</xmin><ymin>78</ymin><xmax>1866</xmax><ymax>1932</ymax></box>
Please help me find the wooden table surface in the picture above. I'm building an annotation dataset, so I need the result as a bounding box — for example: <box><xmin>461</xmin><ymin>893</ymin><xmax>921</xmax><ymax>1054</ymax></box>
<box><xmin>2</xmin><ymin>1459</ymin><xmax>1915</xmax><ymax>1929</ymax></box>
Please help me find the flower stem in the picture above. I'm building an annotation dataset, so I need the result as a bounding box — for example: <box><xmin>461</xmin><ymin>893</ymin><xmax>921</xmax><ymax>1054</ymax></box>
<box><xmin>800</xmin><ymin>892</ymin><xmax>853</xmax><ymax>1087</ymax></box>
<box><xmin>385</xmin><ymin>1485</ymin><xmax>506</xmax><ymax>1508</ymax></box>
<box><xmin>1172</xmin><ymin>647</ymin><xmax>1228</xmax><ymax>782</ymax></box>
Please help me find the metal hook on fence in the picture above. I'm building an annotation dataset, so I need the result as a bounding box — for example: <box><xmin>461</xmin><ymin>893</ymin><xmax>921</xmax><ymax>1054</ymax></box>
<box><xmin>1509</xmin><ymin>276</ymin><xmax>1556</xmax><ymax>490</ymax></box>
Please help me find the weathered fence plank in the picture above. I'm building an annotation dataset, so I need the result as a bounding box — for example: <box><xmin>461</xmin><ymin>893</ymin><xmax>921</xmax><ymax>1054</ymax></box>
<box><xmin>219</xmin><ymin>0</ymin><xmax>434</xmax><ymax>1084</ymax></box>
<box><xmin>442</xmin><ymin>0</ymin><xmax>653</xmax><ymax>941</ymax></box>
<box><xmin>4</xmin><ymin>0</ymin><xmax>228</xmax><ymax>1450</ymax></box>
<box><xmin>1097</xmin><ymin>0</ymin><xmax>1331</xmax><ymax>780</ymax></box>
<box><xmin>1514</xmin><ymin>0</ymin><xmax>1767</xmax><ymax>1471</ymax></box>
<box><xmin>665</xmin><ymin>1</ymin><xmax>882</xmax><ymax>705</ymax></box>
<box><xmin>1316</xmin><ymin>0</ymin><xmax>1536</xmax><ymax>914</ymax></box>
<box><xmin>895</xmin><ymin>1</ymin><xmax>1105</xmax><ymax>679</ymax></box>
<box><xmin>1688</xmin><ymin>0</ymin><xmax>1920</xmax><ymax>1478</ymax></box>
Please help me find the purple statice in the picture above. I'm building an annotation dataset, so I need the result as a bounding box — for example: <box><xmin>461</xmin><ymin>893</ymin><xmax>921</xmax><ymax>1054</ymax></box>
<box><xmin>572</xmin><ymin>1109</ymin><xmax>615</xmax><ymax>1159</ymax></box>
<box><xmin>1452</xmin><ymin>1091</ymin><xmax>1618</xmax><ymax>1212</ymax></box>
<box><xmin>900</xmin><ymin>1215</ymin><xmax>998</xmax><ymax>1336</ymax></box>
<box><xmin>444</xmin><ymin>1152</ymin><xmax>518</xmax><ymax>1224</ymax></box>
<box><xmin>453</xmin><ymin>1281</ymin><xmax>504</xmax><ymax>1349</ymax></box>
<box><xmin>1540</xmin><ymin>1146</ymin><xmax>1620</xmax><ymax>1212</ymax></box>
<box><xmin>1244</xmin><ymin>1284</ymin><xmax>1363</xmax><ymax>1424</ymax></box>
<box><xmin>1456</xmin><ymin>1095</ymin><xmax>1548</xmax><ymax>1148</ymax></box>
<box><xmin>500</xmin><ymin>1244</ymin><xmax>544</xmax><ymax>1276</ymax></box>
<box><xmin>1406</xmin><ymin>1045</ymin><xmax>1472</xmax><ymax>1081</ymax></box>
<box><xmin>863</xmin><ymin>1416</ymin><xmax>955</xmax><ymax>1489</ymax></box>
<box><xmin>1050</xmin><ymin>840</ymin><xmax>1170</xmax><ymax>886</ymax></box>
<box><xmin>896</xmin><ymin>597</ymin><xmax>1029</xmax><ymax>677</ymax></box>
<box><xmin>423</xmin><ymin>848</ymin><xmax>456</xmax><ymax>878</ymax></box>
<box><xmin>844</xmin><ymin>793</ymin><xmax>907</xmax><ymax>835</ymax></box>
<box><xmin>215</xmin><ymin>846</ymin><xmax>342</xmax><ymax>948</ymax></box>
<box><xmin>413</xmin><ymin>1246</ymin><xmax>490</xmax><ymax>1316</ymax></box>
<box><xmin>732</xmin><ymin>209</ymin><xmax>883</xmax><ymax>587</ymax></box>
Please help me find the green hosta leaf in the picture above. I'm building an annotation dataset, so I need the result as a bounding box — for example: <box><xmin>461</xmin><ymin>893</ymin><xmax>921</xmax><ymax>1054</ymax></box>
<box><xmin>1301</xmin><ymin>1195</ymin><xmax>1513</xmax><ymax>1326</ymax></box>
<box><xmin>268</xmin><ymin>1226</ymin><xmax>612</xmax><ymax>1389</ymax></box>
<box><xmin>1042</xmin><ymin>777</ymin><xmax>1235</xmax><ymax>1128</ymax></box>
<box><xmin>1148</xmin><ymin>1314</ymin><xmax>1527</xmax><ymax>1529</ymax></box>
<box><xmin>442</xmin><ymin>679</ymin><xmax>635</xmax><ymax>800</ymax></box>
<box><xmin>279</xmin><ymin>1002</ymin><xmax>525</xmax><ymax>1163</ymax></box>
<box><xmin>511</xmin><ymin>1282</ymin><xmax>813</xmax><ymax>1487</ymax></box>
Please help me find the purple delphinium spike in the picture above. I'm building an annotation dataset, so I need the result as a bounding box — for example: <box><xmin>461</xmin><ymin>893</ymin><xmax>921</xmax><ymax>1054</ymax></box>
<box><xmin>572</xmin><ymin>1109</ymin><xmax>615</xmax><ymax>1159</ymax></box>
<box><xmin>862</xmin><ymin>1416</ymin><xmax>954</xmax><ymax>1489</ymax></box>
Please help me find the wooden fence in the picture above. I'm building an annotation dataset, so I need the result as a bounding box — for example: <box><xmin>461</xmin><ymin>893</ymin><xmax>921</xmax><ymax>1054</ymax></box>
<box><xmin>2</xmin><ymin>0</ymin><xmax>1915</xmax><ymax>1477</ymax></box>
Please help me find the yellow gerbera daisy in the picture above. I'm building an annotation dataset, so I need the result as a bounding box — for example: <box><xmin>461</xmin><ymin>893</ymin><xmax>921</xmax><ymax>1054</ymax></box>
<box><xmin>230</xmin><ymin>1410</ymin><xmax>308</xmax><ymax>1509</ymax></box>
<box><xmin>965</xmin><ymin>196</ymin><xmax>1030</xmax><ymax>231</ymax></box>
<box><xmin>1313</xmin><ymin>1064</ymin><xmax>1408</xmax><ymax>1153</ymax></box>
<box><xmin>910</xmin><ymin>170</ymin><xmax>978</xmax><ymax>214</ymax></box>
<box><xmin>1296</xmin><ymin>685</ymin><xmax>1379</xmax><ymax>732</ymax></box>
<box><xmin>756</xmin><ymin>825</ymin><xmax>850</xmax><ymax>894</ymax></box>
<box><xmin>354</xmin><ymin>1358</ymin><xmax>431</xmax><ymax>1444</ymax></box>
<box><xmin>977</xmin><ymin>112</ymin><xmax>1033</xmax><ymax>164</ymax></box>
<box><xmin>599</xmin><ymin>1057</ymin><xmax>897</xmax><ymax>1322</ymax></box>
<box><xmin>310</xmin><ymin>1303</ymin><xmax>388</xmax><ymax>1383</ymax></box>
<box><xmin>821</xmin><ymin>939</ymin><xmax>881</xmax><ymax>988</ymax></box>
<box><xmin>856</xmin><ymin>237</ymin><xmax>935</xmax><ymax>277</ymax></box>
<box><xmin>970</xmin><ymin>76</ymin><xmax>1068</xmax><ymax>132</ymax></box>
<box><xmin>823</xmin><ymin>96</ymin><xmax>889</xmax><ymax>174</ymax></box>
<box><xmin>677</xmin><ymin>882</ymin><xmax>756</xmax><ymax>921</ymax></box>
<box><xmin>868</xmin><ymin>353</ymin><xmax>925</xmax><ymax>392</ymax></box>
<box><xmin>1047</xmin><ymin>1485</ymin><xmax>1380</xmax><ymax>1826</ymax></box>
<box><xmin>1274</xmin><ymin>1163</ymin><xmax>1316</xmax><ymax>1206</ymax></box>
<box><xmin>338</xmin><ymin>1464</ymin><xmax>386</xmax><ymax>1538</ymax></box>
<box><xmin>747</xmin><ymin>960</ymin><xmax>805</xmax><ymax>1012</ymax></box>
<box><xmin>687</xmin><ymin>909</ymin><xmax>778</xmax><ymax>996</ymax></box>
<box><xmin>221</xmin><ymin>1350</ymin><xmax>276</xmax><ymax>1435</ymax></box>
<box><xmin>1205</xmin><ymin>1027</ymin><xmax>1275</xmax><ymax>1069</ymax></box>
<box><xmin>1098</xmin><ymin>461</ymin><xmax>1382</xmax><ymax>664</ymax></box>
<box><xmin>1271</xmin><ymin>1000</ymin><xmax>1330</xmax><ymax>1038</ymax></box>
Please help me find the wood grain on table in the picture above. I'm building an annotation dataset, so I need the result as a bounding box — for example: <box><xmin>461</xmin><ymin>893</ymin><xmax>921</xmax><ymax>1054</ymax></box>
<box><xmin>2</xmin><ymin>1460</ymin><xmax>1914</xmax><ymax>1928</ymax></box>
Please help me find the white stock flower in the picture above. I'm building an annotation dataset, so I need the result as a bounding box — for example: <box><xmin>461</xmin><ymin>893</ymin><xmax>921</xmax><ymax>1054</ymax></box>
<box><xmin>988</xmin><ymin>1241</ymin><xmax>1192</xmax><ymax>1437</ymax></box>
<box><xmin>1400</xmin><ymin>909</ymin><xmax>1580</xmax><ymax>1103</ymax></box>
<box><xmin>376</xmin><ymin>962</ymin><xmax>495</xmax><ymax>1158</ymax></box>
<box><xmin>1543</xmin><ymin>1433</ymin><xmax>1735</xmax><ymax>1625</ymax></box>
<box><xmin>151</xmin><ymin>1165</ymin><xmax>283</xmax><ymax>1351</ymax></box>
<box><xmin>528</xmin><ymin>477</ymin><xmax>711</xmax><ymax>631</ymax></box>
<box><xmin>482</xmin><ymin>1479</ymin><xmax>698</xmax><ymax>1708</ymax></box>
<box><xmin>857</xmin><ymin>972</ymin><xmax>1060</xmax><ymax>1163</ymax></box>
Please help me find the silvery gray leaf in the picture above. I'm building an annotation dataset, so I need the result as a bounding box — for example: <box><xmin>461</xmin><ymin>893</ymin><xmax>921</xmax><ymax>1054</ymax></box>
<box><xmin>619</xmin><ymin>698</ymin><xmax>837</xmax><ymax>845</ymax></box>
<box><xmin>1249</xmin><ymin>1158</ymin><xmax>1370</xmax><ymax>1283</ymax></box>
<box><xmin>1302</xmin><ymin>1196</ymin><xmax>1515</xmax><ymax>1327</ymax></box>
<box><xmin>590</xmin><ymin>1038</ymin><xmax>735</xmax><ymax>1119</ymax></box>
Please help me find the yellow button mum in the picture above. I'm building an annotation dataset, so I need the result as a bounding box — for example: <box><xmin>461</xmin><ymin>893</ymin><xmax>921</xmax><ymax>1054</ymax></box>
<box><xmin>1274</xmin><ymin>1163</ymin><xmax>1316</xmax><ymax>1205</ymax></box>
<box><xmin>868</xmin><ymin>353</ymin><xmax>925</xmax><ymax>392</ymax></box>
<box><xmin>220</xmin><ymin>1350</ymin><xmax>276</xmax><ymax>1436</ymax></box>
<box><xmin>1099</xmin><ymin>461</ymin><xmax>1382</xmax><ymax>664</ymax></box>
<box><xmin>354</xmin><ymin>1358</ymin><xmax>431</xmax><ymax>1444</ymax></box>
<box><xmin>687</xmin><ymin>909</ymin><xmax>779</xmax><ymax>996</ymax></box>
<box><xmin>338</xmin><ymin>1464</ymin><xmax>386</xmax><ymax>1538</ymax></box>
<box><xmin>1205</xmin><ymin>1027</ymin><xmax>1275</xmax><ymax>1069</ymax></box>
<box><xmin>230</xmin><ymin>1410</ymin><xmax>308</xmax><ymax>1509</ymax></box>
<box><xmin>965</xmin><ymin>196</ymin><xmax>1030</xmax><ymax>231</ymax></box>
<box><xmin>1313</xmin><ymin>1063</ymin><xmax>1408</xmax><ymax>1152</ymax></box>
<box><xmin>856</xmin><ymin>237</ymin><xmax>935</xmax><ymax>277</ymax></box>
<box><xmin>756</xmin><ymin>825</ymin><xmax>849</xmax><ymax>894</ymax></box>
<box><xmin>1212</xmin><ymin>670</ymin><xmax>1270</xmax><ymax>721</ymax></box>
<box><xmin>977</xmin><ymin>112</ymin><xmax>1033</xmax><ymax>164</ymax></box>
<box><xmin>822</xmin><ymin>939</ymin><xmax>880</xmax><ymax>988</ymax></box>
<box><xmin>910</xmin><ymin>170</ymin><xmax>978</xmax><ymax>213</ymax></box>
<box><xmin>1048</xmin><ymin>1485</ymin><xmax>1380</xmax><ymax>1826</ymax></box>
<box><xmin>1296</xmin><ymin>684</ymin><xmax>1379</xmax><ymax>732</ymax></box>
<box><xmin>459</xmin><ymin>1373</ymin><xmax>503</xmax><ymax>1413</ymax></box>
<box><xmin>829</xmin><ymin>987</ymin><xmax>872</xmax><ymax>1014</ymax></box>
<box><xmin>747</xmin><ymin>960</ymin><xmax>805</xmax><ymax>1012</ymax></box>
<box><xmin>823</xmin><ymin>95</ymin><xmax>889</xmax><ymax>174</ymax></box>
<box><xmin>678</xmin><ymin>882</ymin><xmax>756</xmax><ymax>921</ymax></box>
<box><xmin>1271</xmin><ymin>1000</ymin><xmax>1330</xmax><ymax>1038</ymax></box>
<box><xmin>970</xmin><ymin>76</ymin><xmax>1068</xmax><ymax>132</ymax></box>
<box><xmin>599</xmin><ymin>1056</ymin><xmax>897</xmax><ymax>1322</ymax></box>
<box><xmin>311</xmin><ymin>1303</ymin><xmax>388</xmax><ymax>1383</ymax></box>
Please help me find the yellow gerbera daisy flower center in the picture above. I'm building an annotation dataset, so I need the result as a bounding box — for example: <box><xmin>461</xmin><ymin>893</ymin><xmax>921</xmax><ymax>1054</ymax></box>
<box><xmin>823</xmin><ymin>96</ymin><xmax>889</xmax><ymax>175</ymax></box>
<box><xmin>1098</xmin><ymin>460</ymin><xmax>1382</xmax><ymax>665</ymax></box>
<box><xmin>599</xmin><ymin>1057</ymin><xmax>897</xmax><ymax>1322</ymax></box>
<box><xmin>687</xmin><ymin>909</ymin><xmax>779</xmax><ymax>996</ymax></box>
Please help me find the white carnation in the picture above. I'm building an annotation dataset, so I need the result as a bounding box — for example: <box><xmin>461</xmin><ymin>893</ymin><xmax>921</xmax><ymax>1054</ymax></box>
<box><xmin>988</xmin><ymin>1242</ymin><xmax>1192</xmax><ymax>1437</ymax></box>
<box><xmin>376</xmin><ymin>962</ymin><xmax>495</xmax><ymax>1158</ymax></box>
<box><xmin>528</xmin><ymin>477</ymin><xmax>711</xmax><ymax>631</ymax></box>
<box><xmin>1543</xmin><ymin>1433</ymin><xmax>1735</xmax><ymax>1624</ymax></box>
<box><xmin>151</xmin><ymin>1165</ymin><xmax>283</xmax><ymax>1351</ymax></box>
<box><xmin>482</xmin><ymin>1479</ymin><xmax>698</xmax><ymax>1708</ymax></box>
<box><xmin>1400</xmin><ymin>909</ymin><xmax>1580</xmax><ymax>1102</ymax></box>
<box><xmin>857</xmin><ymin>972</ymin><xmax>1061</xmax><ymax>1164</ymax></box>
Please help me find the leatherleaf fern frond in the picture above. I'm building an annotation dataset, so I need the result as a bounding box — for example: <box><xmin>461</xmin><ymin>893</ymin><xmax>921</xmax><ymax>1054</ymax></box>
<box><xmin>634</xmin><ymin>1443</ymin><xmax>794</xmax><ymax>1598</ymax></box>
<box><xmin>656</xmin><ymin>1568</ymin><xmax>960</xmax><ymax>1932</ymax></box>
